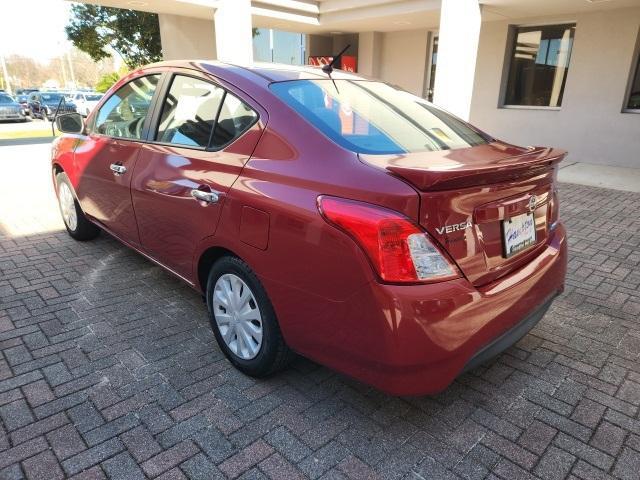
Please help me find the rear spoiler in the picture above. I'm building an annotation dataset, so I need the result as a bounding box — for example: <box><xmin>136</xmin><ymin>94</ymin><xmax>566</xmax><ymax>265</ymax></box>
<box><xmin>361</xmin><ymin>147</ymin><xmax>567</xmax><ymax>191</ymax></box>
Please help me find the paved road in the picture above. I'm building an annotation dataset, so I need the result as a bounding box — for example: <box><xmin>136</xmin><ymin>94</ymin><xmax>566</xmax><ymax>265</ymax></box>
<box><xmin>1</xmin><ymin>142</ymin><xmax>639</xmax><ymax>479</ymax></box>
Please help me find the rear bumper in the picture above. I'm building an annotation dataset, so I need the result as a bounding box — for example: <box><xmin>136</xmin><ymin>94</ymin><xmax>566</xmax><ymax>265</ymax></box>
<box><xmin>461</xmin><ymin>293</ymin><xmax>555</xmax><ymax>374</ymax></box>
<box><xmin>282</xmin><ymin>223</ymin><xmax>567</xmax><ymax>396</ymax></box>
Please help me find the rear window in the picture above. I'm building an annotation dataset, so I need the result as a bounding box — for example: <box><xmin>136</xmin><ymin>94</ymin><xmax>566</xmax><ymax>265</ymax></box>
<box><xmin>270</xmin><ymin>79</ymin><xmax>489</xmax><ymax>154</ymax></box>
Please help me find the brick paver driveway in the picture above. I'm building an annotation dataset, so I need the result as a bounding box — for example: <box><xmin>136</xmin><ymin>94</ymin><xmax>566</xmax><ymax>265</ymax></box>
<box><xmin>1</xmin><ymin>142</ymin><xmax>639</xmax><ymax>480</ymax></box>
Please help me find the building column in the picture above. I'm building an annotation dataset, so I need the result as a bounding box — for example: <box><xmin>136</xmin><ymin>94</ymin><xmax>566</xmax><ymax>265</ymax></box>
<box><xmin>433</xmin><ymin>0</ymin><xmax>482</xmax><ymax>119</ymax></box>
<box><xmin>214</xmin><ymin>0</ymin><xmax>253</xmax><ymax>63</ymax></box>
<box><xmin>158</xmin><ymin>14</ymin><xmax>216</xmax><ymax>60</ymax></box>
<box><xmin>358</xmin><ymin>32</ymin><xmax>382</xmax><ymax>77</ymax></box>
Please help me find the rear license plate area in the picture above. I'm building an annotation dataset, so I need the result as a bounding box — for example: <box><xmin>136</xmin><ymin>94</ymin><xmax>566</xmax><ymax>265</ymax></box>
<box><xmin>502</xmin><ymin>212</ymin><xmax>536</xmax><ymax>258</ymax></box>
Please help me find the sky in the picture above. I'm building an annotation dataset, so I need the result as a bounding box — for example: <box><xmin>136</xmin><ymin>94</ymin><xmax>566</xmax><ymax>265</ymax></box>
<box><xmin>0</xmin><ymin>0</ymin><xmax>73</xmax><ymax>62</ymax></box>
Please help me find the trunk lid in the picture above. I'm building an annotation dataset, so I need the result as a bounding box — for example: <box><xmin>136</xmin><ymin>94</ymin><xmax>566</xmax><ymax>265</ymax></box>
<box><xmin>360</xmin><ymin>142</ymin><xmax>566</xmax><ymax>286</ymax></box>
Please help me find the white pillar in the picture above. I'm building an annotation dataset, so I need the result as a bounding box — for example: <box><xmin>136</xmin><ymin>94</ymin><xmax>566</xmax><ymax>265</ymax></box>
<box><xmin>433</xmin><ymin>0</ymin><xmax>482</xmax><ymax>120</ymax></box>
<box><xmin>358</xmin><ymin>32</ymin><xmax>382</xmax><ymax>78</ymax></box>
<box><xmin>158</xmin><ymin>14</ymin><xmax>216</xmax><ymax>60</ymax></box>
<box><xmin>214</xmin><ymin>0</ymin><xmax>253</xmax><ymax>64</ymax></box>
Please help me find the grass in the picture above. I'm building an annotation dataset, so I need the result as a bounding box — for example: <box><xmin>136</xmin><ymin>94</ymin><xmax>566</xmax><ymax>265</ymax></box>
<box><xmin>0</xmin><ymin>121</ymin><xmax>59</xmax><ymax>140</ymax></box>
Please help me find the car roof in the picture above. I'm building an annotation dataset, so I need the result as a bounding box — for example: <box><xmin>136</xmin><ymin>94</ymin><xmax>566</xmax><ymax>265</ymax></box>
<box><xmin>144</xmin><ymin>60</ymin><xmax>370</xmax><ymax>85</ymax></box>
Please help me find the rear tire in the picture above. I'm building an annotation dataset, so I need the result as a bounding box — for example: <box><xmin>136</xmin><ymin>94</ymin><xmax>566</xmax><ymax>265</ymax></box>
<box><xmin>55</xmin><ymin>172</ymin><xmax>100</xmax><ymax>241</ymax></box>
<box><xmin>206</xmin><ymin>256</ymin><xmax>294</xmax><ymax>377</ymax></box>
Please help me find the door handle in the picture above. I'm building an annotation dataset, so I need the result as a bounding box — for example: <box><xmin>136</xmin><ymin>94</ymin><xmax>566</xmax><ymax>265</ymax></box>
<box><xmin>191</xmin><ymin>189</ymin><xmax>220</xmax><ymax>204</ymax></box>
<box><xmin>110</xmin><ymin>163</ymin><xmax>127</xmax><ymax>175</ymax></box>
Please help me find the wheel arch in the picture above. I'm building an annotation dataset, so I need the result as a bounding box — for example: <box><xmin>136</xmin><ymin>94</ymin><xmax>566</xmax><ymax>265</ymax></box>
<box><xmin>196</xmin><ymin>245</ymin><xmax>242</xmax><ymax>293</ymax></box>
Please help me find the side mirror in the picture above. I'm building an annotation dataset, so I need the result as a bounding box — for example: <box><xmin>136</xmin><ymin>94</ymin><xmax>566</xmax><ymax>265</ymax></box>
<box><xmin>55</xmin><ymin>112</ymin><xmax>84</xmax><ymax>134</ymax></box>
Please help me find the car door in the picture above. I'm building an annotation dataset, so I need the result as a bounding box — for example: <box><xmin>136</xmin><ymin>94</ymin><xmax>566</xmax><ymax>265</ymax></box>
<box><xmin>131</xmin><ymin>71</ymin><xmax>263</xmax><ymax>279</ymax></box>
<box><xmin>73</xmin><ymin>73</ymin><xmax>163</xmax><ymax>245</ymax></box>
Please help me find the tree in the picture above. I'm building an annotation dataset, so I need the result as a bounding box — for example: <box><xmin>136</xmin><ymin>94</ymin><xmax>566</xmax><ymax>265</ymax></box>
<box><xmin>95</xmin><ymin>72</ymin><xmax>122</xmax><ymax>93</ymax></box>
<box><xmin>66</xmin><ymin>4</ymin><xmax>162</xmax><ymax>69</ymax></box>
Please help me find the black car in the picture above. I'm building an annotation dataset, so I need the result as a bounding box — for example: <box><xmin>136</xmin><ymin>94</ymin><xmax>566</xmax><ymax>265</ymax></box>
<box><xmin>28</xmin><ymin>92</ymin><xmax>77</xmax><ymax>120</ymax></box>
<box><xmin>0</xmin><ymin>93</ymin><xmax>28</xmax><ymax>122</ymax></box>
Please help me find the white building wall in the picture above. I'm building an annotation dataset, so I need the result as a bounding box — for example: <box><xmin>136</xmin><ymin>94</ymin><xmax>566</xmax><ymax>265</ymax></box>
<box><xmin>470</xmin><ymin>7</ymin><xmax>640</xmax><ymax>168</ymax></box>
<box><xmin>379</xmin><ymin>29</ymin><xmax>429</xmax><ymax>96</ymax></box>
<box><xmin>158</xmin><ymin>14</ymin><xmax>216</xmax><ymax>60</ymax></box>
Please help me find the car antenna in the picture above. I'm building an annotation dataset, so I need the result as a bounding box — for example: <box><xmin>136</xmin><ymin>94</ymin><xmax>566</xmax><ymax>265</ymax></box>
<box><xmin>322</xmin><ymin>44</ymin><xmax>350</xmax><ymax>94</ymax></box>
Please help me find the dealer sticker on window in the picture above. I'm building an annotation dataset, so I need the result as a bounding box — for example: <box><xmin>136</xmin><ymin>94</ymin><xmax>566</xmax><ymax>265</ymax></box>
<box><xmin>502</xmin><ymin>212</ymin><xmax>536</xmax><ymax>258</ymax></box>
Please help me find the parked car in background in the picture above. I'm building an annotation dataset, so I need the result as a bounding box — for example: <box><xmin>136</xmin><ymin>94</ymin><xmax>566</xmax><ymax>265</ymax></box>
<box><xmin>15</xmin><ymin>88</ymin><xmax>39</xmax><ymax>96</ymax></box>
<box><xmin>0</xmin><ymin>93</ymin><xmax>28</xmax><ymax>122</ymax></box>
<box><xmin>16</xmin><ymin>94</ymin><xmax>31</xmax><ymax>116</ymax></box>
<box><xmin>72</xmin><ymin>92</ymin><xmax>104</xmax><ymax>116</ymax></box>
<box><xmin>28</xmin><ymin>92</ymin><xmax>77</xmax><ymax>120</ymax></box>
<box><xmin>51</xmin><ymin>62</ymin><xmax>567</xmax><ymax>396</ymax></box>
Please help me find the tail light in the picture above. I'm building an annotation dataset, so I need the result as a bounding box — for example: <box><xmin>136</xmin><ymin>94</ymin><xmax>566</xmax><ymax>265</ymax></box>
<box><xmin>318</xmin><ymin>196</ymin><xmax>460</xmax><ymax>283</ymax></box>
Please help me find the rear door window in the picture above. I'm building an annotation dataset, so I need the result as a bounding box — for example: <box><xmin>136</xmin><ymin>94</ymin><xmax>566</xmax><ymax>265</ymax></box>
<box><xmin>155</xmin><ymin>75</ymin><xmax>225</xmax><ymax>148</ymax></box>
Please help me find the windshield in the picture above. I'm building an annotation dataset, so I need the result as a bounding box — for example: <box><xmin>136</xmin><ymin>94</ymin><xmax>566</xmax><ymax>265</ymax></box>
<box><xmin>270</xmin><ymin>80</ymin><xmax>489</xmax><ymax>154</ymax></box>
<box><xmin>41</xmin><ymin>93</ymin><xmax>64</xmax><ymax>102</ymax></box>
<box><xmin>0</xmin><ymin>94</ymin><xmax>15</xmax><ymax>104</ymax></box>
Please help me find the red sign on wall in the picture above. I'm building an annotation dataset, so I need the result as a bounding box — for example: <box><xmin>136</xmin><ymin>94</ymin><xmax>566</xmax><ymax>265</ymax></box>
<box><xmin>309</xmin><ymin>55</ymin><xmax>357</xmax><ymax>73</ymax></box>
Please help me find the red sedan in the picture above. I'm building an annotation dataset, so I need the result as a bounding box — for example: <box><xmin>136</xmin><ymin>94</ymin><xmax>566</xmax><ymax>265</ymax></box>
<box><xmin>51</xmin><ymin>61</ymin><xmax>567</xmax><ymax>396</ymax></box>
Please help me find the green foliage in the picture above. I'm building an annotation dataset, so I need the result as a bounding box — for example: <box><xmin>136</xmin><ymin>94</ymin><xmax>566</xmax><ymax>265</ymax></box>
<box><xmin>66</xmin><ymin>4</ymin><xmax>162</xmax><ymax>69</ymax></box>
<box><xmin>95</xmin><ymin>72</ymin><xmax>121</xmax><ymax>93</ymax></box>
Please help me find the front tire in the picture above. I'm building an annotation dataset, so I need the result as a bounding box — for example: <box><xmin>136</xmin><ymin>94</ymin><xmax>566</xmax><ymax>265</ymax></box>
<box><xmin>55</xmin><ymin>173</ymin><xmax>100</xmax><ymax>241</ymax></box>
<box><xmin>206</xmin><ymin>256</ymin><xmax>294</xmax><ymax>377</ymax></box>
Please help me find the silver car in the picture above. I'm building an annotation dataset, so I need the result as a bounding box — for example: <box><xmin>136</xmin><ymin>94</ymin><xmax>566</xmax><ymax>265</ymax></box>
<box><xmin>0</xmin><ymin>93</ymin><xmax>28</xmax><ymax>122</ymax></box>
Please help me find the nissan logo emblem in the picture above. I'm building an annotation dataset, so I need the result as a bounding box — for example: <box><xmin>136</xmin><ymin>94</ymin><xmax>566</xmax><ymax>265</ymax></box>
<box><xmin>528</xmin><ymin>195</ymin><xmax>537</xmax><ymax>212</ymax></box>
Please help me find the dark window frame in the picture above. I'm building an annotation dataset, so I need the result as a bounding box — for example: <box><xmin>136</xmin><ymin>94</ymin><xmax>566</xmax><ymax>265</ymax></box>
<box><xmin>500</xmin><ymin>22</ymin><xmax>576</xmax><ymax>110</ymax></box>
<box><xmin>153</xmin><ymin>74</ymin><xmax>226</xmax><ymax>150</ymax></box>
<box><xmin>623</xmin><ymin>26</ymin><xmax>640</xmax><ymax>113</ymax></box>
<box><xmin>147</xmin><ymin>72</ymin><xmax>260</xmax><ymax>152</ymax></box>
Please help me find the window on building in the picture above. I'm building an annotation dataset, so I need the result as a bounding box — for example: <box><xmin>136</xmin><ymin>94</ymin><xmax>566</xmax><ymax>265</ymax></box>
<box><xmin>427</xmin><ymin>35</ymin><xmax>438</xmax><ymax>102</ymax></box>
<box><xmin>503</xmin><ymin>24</ymin><xmax>575</xmax><ymax>107</ymax></box>
<box><xmin>626</xmin><ymin>50</ymin><xmax>640</xmax><ymax>110</ymax></box>
<box><xmin>253</xmin><ymin>28</ymin><xmax>306</xmax><ymax>65</ymax></box>
<box><xmin>156</xmin><ymin>75</ymin><xmax>225</xmax><ymax>148</ymax></box>
<box><xmin>95</xmin><ymin>75</ymin><xmax>159</xmax><ymax>139</ymax></box>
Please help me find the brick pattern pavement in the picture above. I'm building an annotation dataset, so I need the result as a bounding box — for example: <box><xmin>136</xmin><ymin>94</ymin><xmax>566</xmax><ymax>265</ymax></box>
<box><xmin>1</xmin><ymin>181</ymin><xmax>639</xmax><ymax>480</ymax></box>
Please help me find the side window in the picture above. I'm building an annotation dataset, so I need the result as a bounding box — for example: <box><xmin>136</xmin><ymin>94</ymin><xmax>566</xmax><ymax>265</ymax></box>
<box><xmin>211</xmin><ymin>93</ymin><xmax>258</xmax><ymax>149</ymax></box>
<box><xmin>94</xmin><ymin>75</ymin><xmax>160</xmax><ymax>140</ymax></box>
<box><xmin>156</xmin><ymin>75</ymin><xmax>224</xmax><ymax>148</ymax></box>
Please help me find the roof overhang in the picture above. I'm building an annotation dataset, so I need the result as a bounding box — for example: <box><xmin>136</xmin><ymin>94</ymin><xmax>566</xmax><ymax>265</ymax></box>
<box><xmin>68</xmin><ymin>0</ymin><xmax>640</xmax><ymax>34</ymax></box>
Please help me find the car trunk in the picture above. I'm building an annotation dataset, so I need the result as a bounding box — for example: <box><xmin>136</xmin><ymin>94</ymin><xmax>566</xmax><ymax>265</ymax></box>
<box><xmin>360</xmin><ymin>142</ymin><xmax>566</xmax><ymax>286</ymax></box>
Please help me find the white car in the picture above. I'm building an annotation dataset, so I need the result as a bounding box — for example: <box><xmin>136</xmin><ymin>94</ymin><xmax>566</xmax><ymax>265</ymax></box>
<box><xmin>71</xmin><ymin>92</ymin><xmax>104</xmax><ymax>117</ymax></box>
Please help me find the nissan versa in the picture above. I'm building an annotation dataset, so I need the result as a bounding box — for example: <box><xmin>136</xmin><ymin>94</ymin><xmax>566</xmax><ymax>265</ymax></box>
<box><xmin>51</xmin><ymin>61</ymin><xmax>567</xmax><ymax>396</ymax></box>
